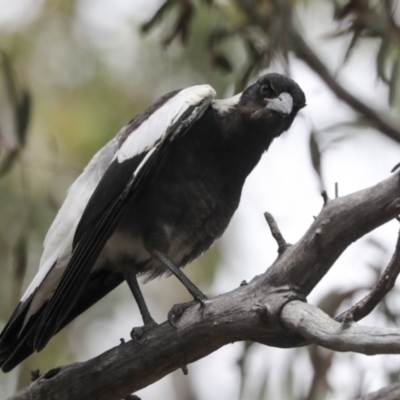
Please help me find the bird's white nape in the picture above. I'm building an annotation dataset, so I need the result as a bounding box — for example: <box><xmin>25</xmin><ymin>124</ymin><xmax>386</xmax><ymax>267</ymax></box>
<box><xmin>212</xmin><ymin>93</ymin><xmax>242</xmax><ymax>115</ymax></box>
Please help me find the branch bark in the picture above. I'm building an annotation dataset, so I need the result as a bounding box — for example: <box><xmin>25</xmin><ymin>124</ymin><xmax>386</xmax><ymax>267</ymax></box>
<box><xmin>336</xmin><ymin>228</ymin><xmax>400</xmax><ymax>323</ymax></box>
<box><xmin>357</xmin><ymin>382</ymin><xmax>400</xmax><ymax>400</ymax></box>
<box><xmin>281</xmin><ymin>301</ymin><xmax>400</xmax><ymax>355</ymax></box>
<box><xmin>7</xmin><ymin>172</ymin><xmax>400</xmax><ymax>400</ymax></box>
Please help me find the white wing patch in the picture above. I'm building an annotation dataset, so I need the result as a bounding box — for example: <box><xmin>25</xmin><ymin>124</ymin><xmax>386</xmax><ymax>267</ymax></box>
<box><xmin>117</xmin><ymin>85</ymin><xmax>216</xmax><ymax>163</ymax></box>
<box><xmin>21</xmin><ymin>139</ymin><xmax>119</xmax><ymax>302</ymax></box>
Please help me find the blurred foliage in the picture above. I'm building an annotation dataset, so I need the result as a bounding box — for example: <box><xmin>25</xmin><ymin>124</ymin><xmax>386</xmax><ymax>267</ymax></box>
<box><xmin>0</xmin><ymin>53</ymin><xmax>31</xmax><ymax>176</ymax></box>
<box><xmin>142</xmin><ymin>0</ymin><xmax>400</xmax><ymax>101</ymax></box>
<box><xmin>332</xmin><ymin>0</ymin><xmax>400</xmax><ymax>105</ymax></box>
<box><xmin>1</xmin><ymin>0</ymin><xmax>400</xmax><ymax>399</ymax></box>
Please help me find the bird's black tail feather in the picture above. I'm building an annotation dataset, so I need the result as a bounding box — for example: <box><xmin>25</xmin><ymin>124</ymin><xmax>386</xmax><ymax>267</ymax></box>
<box><xmin>0</xmin><ymin>270</ymin><xmax>124</xmax><ymax>372</ymax></box>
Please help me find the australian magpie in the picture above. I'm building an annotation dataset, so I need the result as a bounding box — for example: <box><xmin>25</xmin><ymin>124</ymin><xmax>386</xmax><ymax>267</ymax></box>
<box><xmin>0</xmin><ymin>73</ymin><xmax>305</xmax><ymax>372</ymax></box>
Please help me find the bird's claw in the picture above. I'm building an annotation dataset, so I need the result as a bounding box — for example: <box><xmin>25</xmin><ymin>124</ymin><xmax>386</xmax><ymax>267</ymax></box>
<box><xmin>168</xmin><ymin>296</ymin><xmax>208</xmax><ymax>328</ymax></box>
<box><xmin>130</xmin><ymin>326</ymin><xmax>145</xmax><ymax>345</ymax></box>
<box><xmin>130</xmin><ymin>321</ymin><xmax>158</xmax><ymax>345</ymax></box>
<box><xmin>168</xmin><ymin>303</ymin><xmax>187</xmax><ymax>328</ymax></box>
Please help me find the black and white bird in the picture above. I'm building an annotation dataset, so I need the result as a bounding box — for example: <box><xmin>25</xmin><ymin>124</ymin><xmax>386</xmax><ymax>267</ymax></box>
<box><xmin>0</xmin><ymin>73</ymin><xmax>305</xmax><ymax>372</ymax></box>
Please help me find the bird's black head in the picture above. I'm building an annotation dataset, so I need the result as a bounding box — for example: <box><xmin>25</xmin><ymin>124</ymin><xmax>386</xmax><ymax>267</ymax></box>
<box><xmin>240</xmin><ymin>73</ymin><xmax>306</xmax><ymax>138</ymax></box>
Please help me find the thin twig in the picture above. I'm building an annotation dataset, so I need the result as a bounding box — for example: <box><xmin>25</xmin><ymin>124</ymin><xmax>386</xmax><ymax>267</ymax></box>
<box><xmin>335</xmin><ymin>182</ymin><xmax>339</xmax><ymax>198</ymax></box>
<box><xmin>336</xmin><ymin>229</ymin><xmax>400</xmax><ymax>323</ymax></box>
<box><xmin>264</xmin><ymin>212</ymin><xmax>290</xmax><ymax>255</ymax></box>
<box><xmin>391</xmin><ymin>162</ymin><xmax>400</xmax><ymax>173</ymax></box>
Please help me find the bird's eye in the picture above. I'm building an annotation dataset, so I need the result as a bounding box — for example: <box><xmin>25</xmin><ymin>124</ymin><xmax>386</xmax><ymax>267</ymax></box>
<box><xmin>260</xmin><ymin>84</ymin><xmax>270</xmax><ymax>96</ymax></box>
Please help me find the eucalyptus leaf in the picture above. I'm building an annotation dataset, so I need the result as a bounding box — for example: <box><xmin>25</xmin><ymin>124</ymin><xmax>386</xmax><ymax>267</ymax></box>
<box><xmin>309</xmin><ymin>130</ymin><xmax>321</xmax><ymax>180</ymax></box>
<box><xmin>140</xmin><ymin>0</ymin><xmax>176</xmax><ymax>33</ymax></box>
<box><xmin>0</xmin><ymin>150</ymin><xmax>18</xmax><ymax>178</ymax></box>
<box><xmin>343</xmin><ymin>29</ymin><xmax>360</xmax><ymax>64</ymax></box>
<box><xmin>376</xmin><ymin>37</ymin><xmax>391</xmax><ymax>84</ymax></box>
<box><xmin>389</xmin><ymin>58</ymin><xmax>400</xmax><ymax>106</ymax></box>
<box><xmin>16</xmin><ymin>91</ymin><xmax>31</xmax><ymax>145</ymax></box>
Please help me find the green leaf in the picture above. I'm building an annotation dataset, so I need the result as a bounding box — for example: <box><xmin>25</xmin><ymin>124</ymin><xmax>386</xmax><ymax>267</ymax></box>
<box><xmin>0</xmin><ymin>150</ymin><xmax>19</xmax><ymax>178</ymax></box>
<box><xmin>376</xmin><ymin>37</ymin><xmax>391</xmax><ymax>84</ymax></box>
<box><xmin>343</xmin><ymin>29</ymin><xmax>360</xmax><ymax>64</ymax></box>
<box><xmin>309</xmin><ymin>130</ymin><xmax>321</xmax><ymax>179</ymax></box>
<box><xmin>389</xmin><ymin>57</ymin><xmax>400</xmax><ymax>106</ymax></box>
<box><xmin>16</xmin><ymin>90</ymin><xmax>31</xmax><ymax>145</ymax></box>
<box><xmin>12</xmin><ymin>232</ymin><xmax>28</xmax><ymax>303</ymax></box>
<box><xmin>0</xmin><ymin>54</ymin><xmax>32</xmax><ymax>178</ymax></box>
<box><xmin>141</xmin><ymin>0</ymin><xmax>176</xmax><ymax>33</ymax></box>
<box><xmin>1</xmin><ymin>52</ymin><xmax>19</xmax><ymax>106</ymax></box>
<box><xmin>212</xmin><ymin>53</ymin><xmax>233</xmax><ymax>72</ymax></box>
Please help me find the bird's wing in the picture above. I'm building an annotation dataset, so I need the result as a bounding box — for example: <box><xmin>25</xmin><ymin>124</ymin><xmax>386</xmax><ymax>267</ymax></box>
<box><xmin>0</xmin><ymin>84</ymin><xmax>216</xmax><ymax>363</ymax></box>
<box><xmin>21</xmin><ymin>139</ymin><xmax>120</xmax><ymax>303</ymax></box>
<box><xmin>35</xmin><ymin>84</ymin><xmax>215</xmax><ymax>349</ymax></box>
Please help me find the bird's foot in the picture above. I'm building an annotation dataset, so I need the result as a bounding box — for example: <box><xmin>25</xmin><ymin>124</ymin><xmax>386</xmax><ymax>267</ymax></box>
<box><xmin>130</xmin><ymin>320</ymin><xmax>158</xmax><ymax>345</ymax></box>
<box><xmin>168</xmin><ymin>294</ymin><xmax>208</xmax><ymax>328</ymax></box>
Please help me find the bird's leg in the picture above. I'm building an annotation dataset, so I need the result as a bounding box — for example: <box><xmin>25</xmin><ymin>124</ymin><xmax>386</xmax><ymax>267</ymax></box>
<box><xmin>151</xmin><ymin>250</ymin><xmax>207</xmax><ymax>327</ymax></box>
<box><xmin>152</xmin><ymin>250</ymin><xmax>207</xmax><ymax>302</ymax></box>
<box><xmin>125</xmin><ymin>272</ymin><xmax>157</xmax><ymax>343</ymax></box>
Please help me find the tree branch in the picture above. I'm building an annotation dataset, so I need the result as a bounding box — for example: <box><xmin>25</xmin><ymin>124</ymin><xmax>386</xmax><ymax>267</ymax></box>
<box><xmin>264</xmin><ymin>212</ymin><xmax>290</xmax><ymax>255</ymax></box>
<box><xmin>6</xmin><ymin>284</ymin><xmax>304</xmax><ymax>400</ymax></box>
<box><xmin>281</xmin><ymin>301</ymin><xmax>400</xmax><ymax>355</ymax></box>
<box><xmin>336</xmin><ymin>228</ymin><xmax>400</xmax><ymax>323</ymax></box>
<box><xmin>357</xmin><ymin>382</ymin><xmax>400</xmax><ymax>400</ymax></box>
<box><xmin>8</xmin><ymin>172</ymin><xmax>400</xmax><ymax>400</ymax></box>
<box><xmin>260</xmin><ymin>172</ymin><xmax>400</xmax><ymax>295</ymax></box>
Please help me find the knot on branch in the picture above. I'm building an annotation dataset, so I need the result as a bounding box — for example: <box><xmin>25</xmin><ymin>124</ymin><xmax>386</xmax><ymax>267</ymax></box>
<box><xmin>41</xmin><ymin>367</ymin><xmax>61</xmax><ymax>380</ymax></box>
<box><xmin>179</xmin><ymin>363</ymin><xmax>188</xmax><ymax>375</ymax></box>
<box><xmin>31</xmin><ymin>369</ymin><xmax>41</xmax><ymax>382</ymax></box>
<box><xmin>338</xmin><ymin>311</ymin><xmax>355</xmax><ymax>330</ymax></box>
<box><xmin>252</xmin><ymin>303</ymin><xmax>271</xmax><ymax>324</ymax></box>
<box><xmin>314</xmin><ymin>228</ymin><xmax>324</xmax><ymax>252</ymax></box>
<box><xmin>252</xmin><ymin>286</ymin><xmax>308</xmax><ymax>328</ymax></box>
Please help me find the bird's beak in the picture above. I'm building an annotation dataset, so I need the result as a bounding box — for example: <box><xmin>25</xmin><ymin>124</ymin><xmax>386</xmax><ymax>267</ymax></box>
<box><xmin>265</xmin><ymin>92</ymin><xmax>293</xmax><ymax>115</ymax></box>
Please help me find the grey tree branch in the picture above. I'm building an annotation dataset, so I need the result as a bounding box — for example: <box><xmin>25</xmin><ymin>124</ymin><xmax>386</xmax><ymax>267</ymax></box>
<box><xmin>7</xmin><ymin>172</ymin><xmax>400</xmax><ymax>400</ymax></box>
<box><xmin>336</xmin><ymin>228</ymin><xmax>400</xmax><ymax>323</ymax></box>
<box><xmin>260</xmin><ymin>172</ymin><xmax>400</xmax><ymax>295</ymax></box>
<box><xmin>264</xmin><ymin>212</ymin><xmax>290</xmax><ymax>255</ymax></box>
<box><xmin>357</xmin><ymin>382</ymin><xmax>400</xmax><ymax>400</ymax></box>
<box><xmin>281</xmin><ymin>300</ymin><xmax>400</xmax><ymax>355</ymax></box>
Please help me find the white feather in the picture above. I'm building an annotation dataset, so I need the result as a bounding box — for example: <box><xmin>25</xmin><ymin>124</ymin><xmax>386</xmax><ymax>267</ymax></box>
<box><xmin>212</xmin><ymin>93</ymin><xmax>241</xmax><ymax>114</ymax></box>
<box><xmin>117</xmin><ymin>85</ymin><xmax>216</xmax><ymax>163</ymax></box>
<box><xmin>21</xmin><ymin>139</ymin><xmax>119</xmax><ymax>302</ymax></box>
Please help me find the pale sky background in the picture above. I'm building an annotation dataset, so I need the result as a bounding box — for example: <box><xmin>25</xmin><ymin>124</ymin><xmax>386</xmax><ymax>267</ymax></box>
<box><xmin>1</xmin><ymin>1</ymin><xmax>400</xmax><ymax>399</ymax></box>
